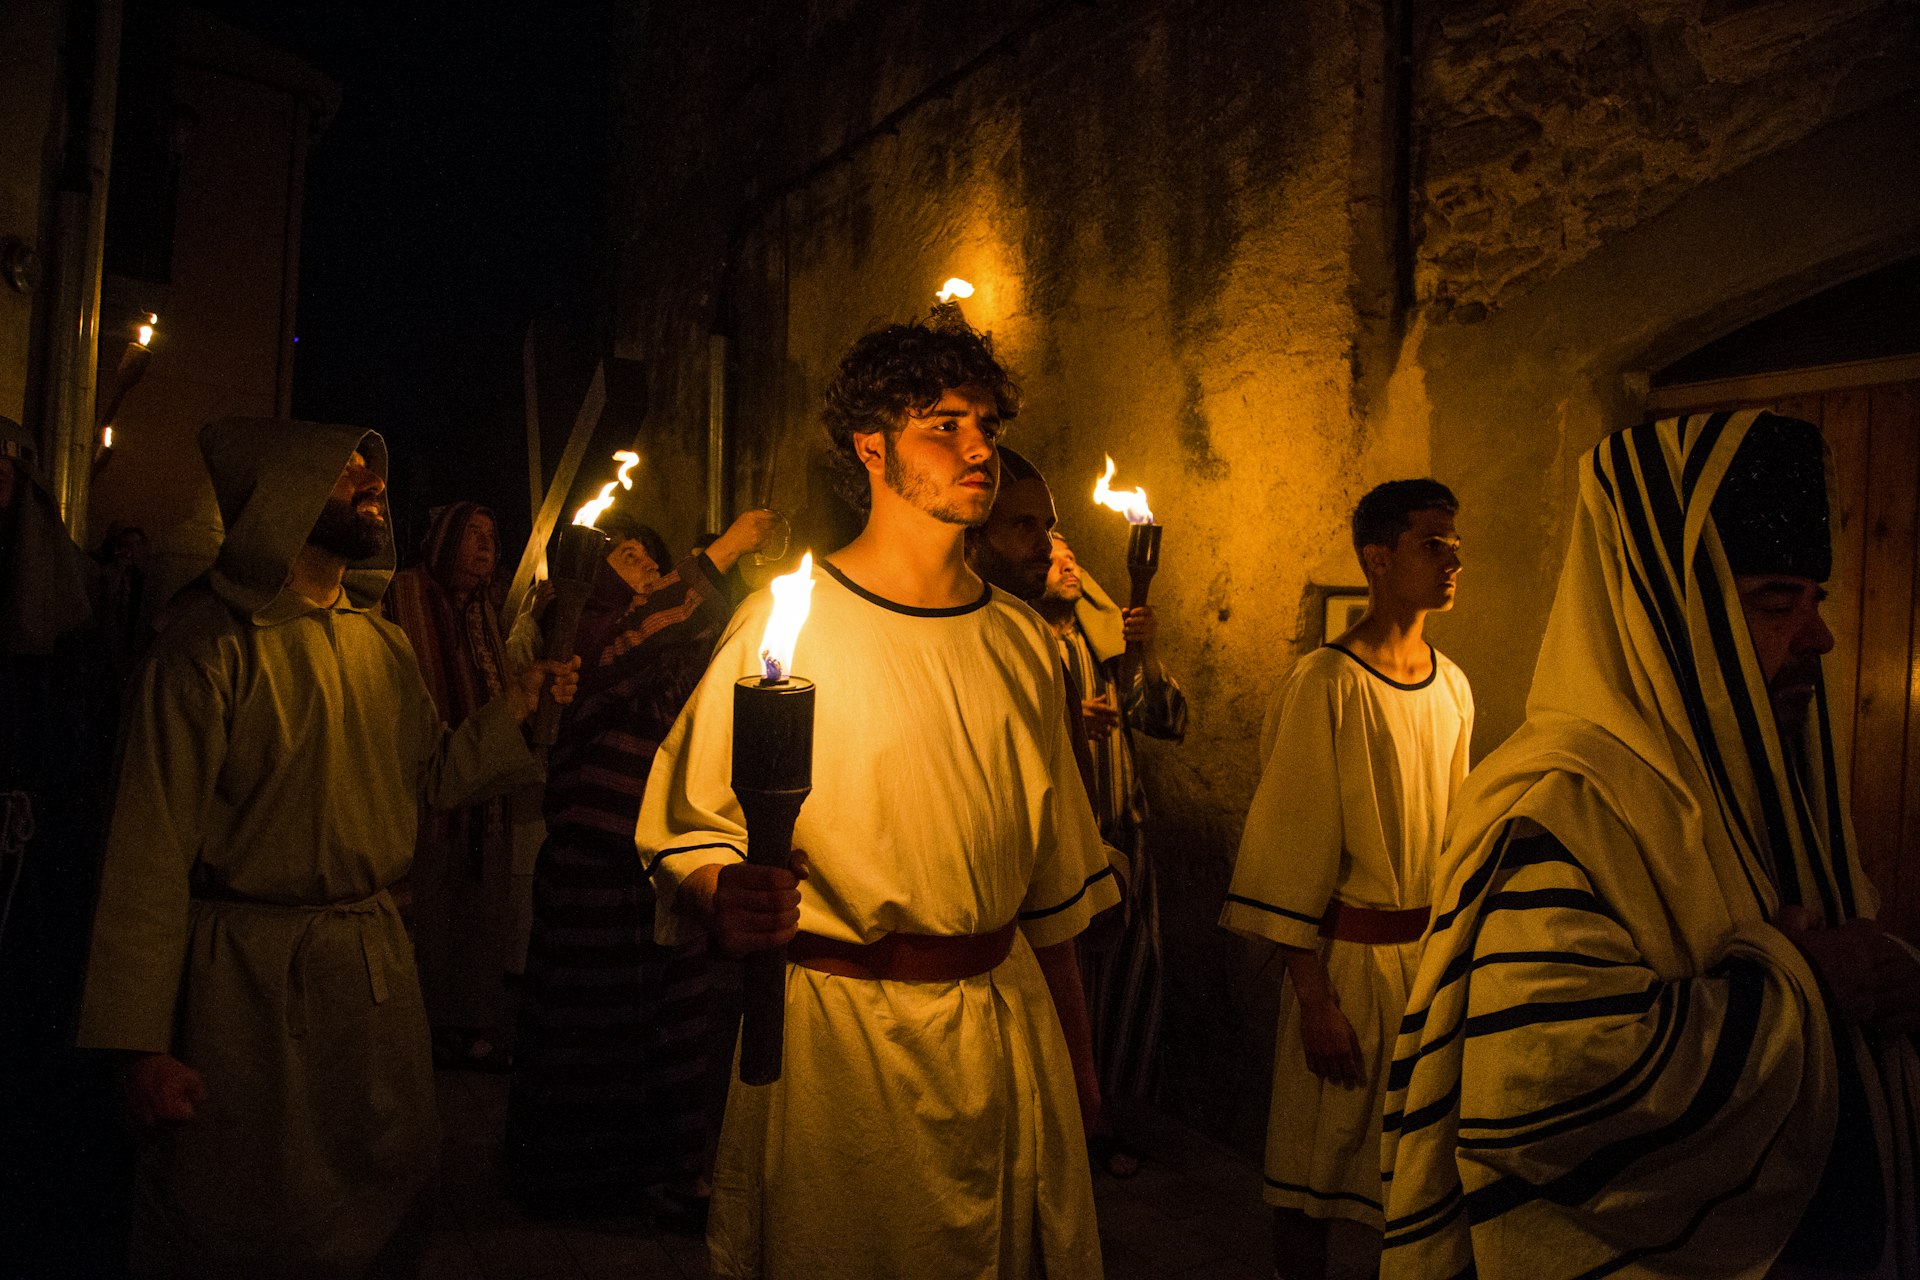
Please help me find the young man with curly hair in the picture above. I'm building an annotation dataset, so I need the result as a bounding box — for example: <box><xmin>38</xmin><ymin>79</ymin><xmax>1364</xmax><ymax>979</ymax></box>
<box><xmin>639</xmin><ymin>320</ymin><xmax>1116</xmax><ymax>1279</ymax></box>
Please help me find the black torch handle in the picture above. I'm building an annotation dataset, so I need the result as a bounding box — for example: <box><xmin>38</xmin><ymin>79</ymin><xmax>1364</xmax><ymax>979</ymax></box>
<box><xmin>737</xmin><ymin>790</ymin><xmax>807</xmax><ymax>1086</ymax></box>
<box><xmin>531</xmin><ymin>578</ymin><xmax>591</xmax><ymax>747</ymax></box>
<box><xmin>1123</xmin><ymin>523</ymin><xmax>1163</xmax><ymax>692</ymax></box>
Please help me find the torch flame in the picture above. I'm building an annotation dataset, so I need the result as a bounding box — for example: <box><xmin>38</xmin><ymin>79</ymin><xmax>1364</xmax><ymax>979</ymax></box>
<box><xmin>136</xmin><ymin>314</ymin><xmax>156</xmax><ymax>347</ymax></box>
<box><xmin>1093</xmin><ymin>455</ymin><xmax>1154</xmax><ymax>524</ymax></box>
<box><xmin>935</xmin><ymin>277</ymin><xmax>975</xmax><ymax>304</ymax></box>
<box><xmin>758</xmin><ymin>552</ymin><xmax>816</xmax><ymax>683</ymax></box>
<box><xmin>570</xmin><ymin>450</ymin><xmax>642</xmax><ymax>528</ymax></box>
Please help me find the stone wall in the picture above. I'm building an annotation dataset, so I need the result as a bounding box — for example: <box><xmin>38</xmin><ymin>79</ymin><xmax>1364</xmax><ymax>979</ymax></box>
<box><xmin>603</xmin><ymin>0</ymin><xmax>1920</xmax><ymax>1152</ymax></box>
<box><xmin>1417</xmin><ymin>0</ymin><xmax>1917</xmax><ymax>323</ymax></box>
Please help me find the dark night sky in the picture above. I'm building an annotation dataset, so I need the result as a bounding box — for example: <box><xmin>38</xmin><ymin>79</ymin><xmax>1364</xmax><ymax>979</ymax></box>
<box><xmin>192</xmin><ymin>0</ymin><xmax>615</xmax><ymax>556</ymax></box>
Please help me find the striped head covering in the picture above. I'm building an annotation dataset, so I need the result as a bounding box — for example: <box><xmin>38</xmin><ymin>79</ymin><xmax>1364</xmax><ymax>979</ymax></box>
<box><xmin>383</xmin><ymin>501</ymin><xmax>509</xmax><ymax>727</ymax></box>
<box><xmin>1381</xmin><ymin>412</ymin><xmax>1918</xmax><ymax>1279</ymax></box>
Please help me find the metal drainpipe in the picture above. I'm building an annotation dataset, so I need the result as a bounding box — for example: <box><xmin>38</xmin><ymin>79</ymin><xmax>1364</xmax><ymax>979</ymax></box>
<box><xmin>42</xmin><ymin>0</ymin><xmax>122</xmax><ymax>543</ymax></box>
<box><xmin>706</xmin><ymin>332</ymin><xmax>727</xmax><ymax>535</ymax></box>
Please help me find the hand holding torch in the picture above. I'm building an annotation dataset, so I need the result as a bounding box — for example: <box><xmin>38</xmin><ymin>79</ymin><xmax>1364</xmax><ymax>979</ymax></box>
<box><xmin>532</xmin><ymin>451</ymin><xmax>638</xmax><ymax>746</ymax></box>
<box><xmin>730</xmin><ymin>554</ymin><xmax>817</xmax><ymax>1085</ymax></box>
<box><xmin>1093</xmin><ymin>456</ymin><xmax>1161</xmax><ymax>690</ymax></box>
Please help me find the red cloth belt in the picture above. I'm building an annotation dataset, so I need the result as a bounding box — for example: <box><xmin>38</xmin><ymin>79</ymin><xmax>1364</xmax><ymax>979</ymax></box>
<box><xmin>788</xmin><ymin>921</ymin><xmax>1018</xmax><ymax>982</ymax></box>
<box><xmin>1319</xmin><ymin>901</ymin><xmax>1429</xmax><ymax>945</ymax></box>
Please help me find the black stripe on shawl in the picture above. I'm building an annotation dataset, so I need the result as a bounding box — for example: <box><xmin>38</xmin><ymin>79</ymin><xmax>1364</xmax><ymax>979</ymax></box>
<box><xmin>1459</xmin><ymin>982</ymin><xmax>1688</xmax><ymax>1147</ymax></box>
<box><xmin>1383</xmin><ymin>1185</ymin><xmax>1466</xmax><ymax>1245</ymax></box>
<box><xmin>1694</xmin><ymin>558</ymin><xmax>1837</xmax><ymax>917</ymax></box>
<box><xmin>1809</xmin><ymin>676</ymin><xmax>1858</xmax><ymax>913</ymax></box>
<box><xmin>1462</xmin><ymin>954</ymin><xmax>1766</xmax><ymax>1223</ymax></box>
<box><xmin>1481</xmin><ymin>886</ymin><xmax>1619</xmax><ymax>922</ymax></box>
<box><xmin>1599</xmin><ymin>440</ymin><xmax>1691</xmax><ymax>684</ymax></box>
<box><xmin>1222</xmin><ymin>893</ymin><xmax>1321</xmax><ymax>927</ymax></box>
<box><xmin>1571</xmin><ymin>1102</ymin><xmax>1796</xmax><ymax>1280</ymax></box>
<box><xmin>1601</xmin><ymin>442</ymin><xmax>1772</xmax><ymax>910</ymax></box>
<box><xmin>1264</xmin><ymin>1177</ymin><xmax>1381</xmax><ymax>1211</ymax></box>
<box><xmin>1388</xmin><ymin>1078</ymin><xmax>1462</xmax><ymax>1139</ymax></box>
<box><xmin>1020</xmin><ymin>865</ymin><xmax>1115</xmax><ymax>920</ymax></box>
<box><xmin>1392</xmin><ymin>823</ymin><xmax>1525</xmax><ymax>1061</ymax></box>
<box><xmin>1679</xmin><ymin>411</ymin><xmax>1735</xmax><ymax>502</ymax></box>
<box><xmin>1629</xmin><ymin>422</ymin><xmax>1690</xmax><ymax>595</ymax></box>
<box><xmin>1462</xmin><ymin>984</ymin><xmax>1660</xmax><ymax>1038</ymax></box>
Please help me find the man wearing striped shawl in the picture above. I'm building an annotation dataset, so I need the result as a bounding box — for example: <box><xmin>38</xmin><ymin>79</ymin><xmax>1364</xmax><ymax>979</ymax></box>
<box><xmin>1382</xmin><ymin>413</ymin><xmax>1920</xmax><ymax>1280</ymax></box>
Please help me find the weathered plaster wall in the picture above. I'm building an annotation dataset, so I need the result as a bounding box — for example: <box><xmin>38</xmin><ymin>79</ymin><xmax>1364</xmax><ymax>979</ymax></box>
<box><xmin>604</xmin><ymin>0</ymin><xmax>1920</xmax><ymax>1151</ymax></box>
<box><xmin>1405</xmin><ymin>0</ymin><xmax>1920</xmax><ymax>754</ymax></box>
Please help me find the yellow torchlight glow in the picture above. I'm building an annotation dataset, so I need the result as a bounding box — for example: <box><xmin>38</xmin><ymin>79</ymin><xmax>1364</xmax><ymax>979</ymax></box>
<box><xmin>1093</xmin><ymin>455</ymin><xmax>1153</xmax><ymax>524</ymax></box>
<box><xmin>758</xmin><ymin>551</ymin><xmax>816</xmax><ymax>683</ymax></box>
<box><xmin>136</xmin><ymin>314</ymin><xmax>156</xmax><ymax>347</ymax></box>
<box><xmin>935</xmin><ymin>277</ymin><xmax>975</xmax><ymax>304</ymax></box>
<box><xmin>102</xmin><ymin>426</ymin><xmax>113</xmax><ymax>449</ymax></box>
<box><xmin>570</xmin><ymin>450</ymin><xmax>642</xmax><ymax>528</ymax></box>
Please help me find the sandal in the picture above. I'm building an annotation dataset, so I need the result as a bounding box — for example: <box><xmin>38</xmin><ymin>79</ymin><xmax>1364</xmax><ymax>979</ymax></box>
<box><xmin>1088</xmin><ymin>1130</ymin><xmax>1142</xmax><ymax>1179</ymax></box>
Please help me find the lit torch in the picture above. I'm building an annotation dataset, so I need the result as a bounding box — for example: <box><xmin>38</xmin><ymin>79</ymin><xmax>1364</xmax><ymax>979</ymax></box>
<box><xmin>1093</xmin><ymin>455</ymin><xmax>1161</xmax><ymax>685</ymax></box>
<box><xmin>532</xmin><ymin>450</ymin><xmax>640</xmax><ymax>745</ymax></box>
<box><xmin>930</xmin><ymin>276</ymin><xmax>974</xmax><ymax>332</ymax></box>
<box><xmin>97</xmin><ymin>313</ymin><xmax>158</xmax><ymax>454</ymax></box>
<box><xmin>731</xmin><ymin>552</ymin><xmax>817</xmax><ymax>1086</ymax></box>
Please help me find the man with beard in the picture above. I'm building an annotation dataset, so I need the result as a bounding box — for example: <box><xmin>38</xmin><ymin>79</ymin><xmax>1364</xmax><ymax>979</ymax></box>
<box><xmin>1382</xmin><ymin>414</ymin><xmax>1920</xmax><ymax>1280</ymax></box>
<box><xmin>639</xmin><ymin>320</ymin><xmax>1116</xmax><ymax>1279</ymax></box>
<box><xmin>77</xmin><ymin>420</ymin><xmax>577</xmax><ymax>1278</ymax></box>
<box><xmin>968</xmin><ymin>456</ymin><xmax>1188</xmax><ymax>1176</ymax></box>
<box><xmin>1223</xmin><ymin>479</ymin><xmax>1471</xmax><ymax>1280</ymax></box>
<box><xmin>1033</xmin><ymin>531</ymin><xmax>1186</xmax><ymax>1174</ymax></box>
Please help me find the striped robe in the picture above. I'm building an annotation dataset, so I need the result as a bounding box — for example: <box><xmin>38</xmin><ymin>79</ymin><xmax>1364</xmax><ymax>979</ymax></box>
<box><xmin>1383</xmin><ymin>412</ymin><xmax>1920</xmax><ymax>1280</ymax></box>
<box><xmin>1055</xmin><ymin>615</ymin><xmax>1188</xmax><ymax>1106</ymax></box>
<box><xmin>505</xmin><ymin>553</ymin><xmax>732</xmax><ymax>1207</ymax></box>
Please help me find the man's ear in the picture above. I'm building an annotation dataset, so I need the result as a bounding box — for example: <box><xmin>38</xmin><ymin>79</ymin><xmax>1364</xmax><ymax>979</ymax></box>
<box><xmin>1360</xmin><ymin>542</ymin><xmax>1389</xmax><ymax>581</ymax></box>
<box><xmin>852</xmin><ymin>429</ymin><xmax>887</xmax><ymax>475</ymax></box>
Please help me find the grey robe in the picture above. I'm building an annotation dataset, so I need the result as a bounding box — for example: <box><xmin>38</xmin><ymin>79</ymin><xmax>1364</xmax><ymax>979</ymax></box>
<box><xmin>77</xmin><ymin>419</ymin><xmax>537</xmax><ymax>1278</ymax></box>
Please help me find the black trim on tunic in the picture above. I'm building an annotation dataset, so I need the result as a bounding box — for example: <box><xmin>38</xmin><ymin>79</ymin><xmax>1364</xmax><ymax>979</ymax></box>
<box><xmin>1324</xmin><ymin>642</ymin><xmax>1438</xmax><ymax>691</ymax></box>
<box><xmin>819</xmin><ymin>560</ymin><xmax>993</xmax><ymax>617</ymax></box>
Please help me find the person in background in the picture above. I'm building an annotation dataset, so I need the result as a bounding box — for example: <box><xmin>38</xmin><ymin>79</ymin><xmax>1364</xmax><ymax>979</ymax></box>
<box><xmin>506</xmin><ymin>505</ymin><xmax>776</xmax><ymax>1221</ymax></box>
<box><xmin>384</xmin><ymin>501</ymin><xmax>536</xmax><ymax>1070</ymax></box>
<box><xmin>1222</xmin><ymin>479</ymin><xmax>1472</xmax><ymax>1280</ymax></box>
<box><xmin>1035</xmin><ymin>529</ymin><xmax>1187</xmax><ymax>1177</ymax></box>
<box><xmin>77</xmin><ymin>421</ymin><xmax>576</xmax><ymax>1278</ymax></box>
<box><xmin>968</xmin><ymin>446</ymin><xmax>1185</xmax><ymax>1178</ymax></box>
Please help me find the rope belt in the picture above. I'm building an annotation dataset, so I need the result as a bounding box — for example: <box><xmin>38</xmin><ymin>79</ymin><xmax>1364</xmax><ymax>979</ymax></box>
<box><xmin>189</xmin><ymin>889</ymin><xmax>397</xmax><ymax>1037</ymax></box>
<box><xmin>789</xmin><ymin>921</ymin><xmax>1018</xmax><ymax>982</ymax></box>
<box><xmin>1319</xmin><ymin>901</ymin><xmax>1430</xmax><ymax>945</ymax></box>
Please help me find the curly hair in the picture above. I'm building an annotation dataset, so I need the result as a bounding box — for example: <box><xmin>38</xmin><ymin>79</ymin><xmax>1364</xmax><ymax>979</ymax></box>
<box><xmin>820</xmin><ymin>321</ymin><xmax>1022</xmax><ymax>511</ymax></box>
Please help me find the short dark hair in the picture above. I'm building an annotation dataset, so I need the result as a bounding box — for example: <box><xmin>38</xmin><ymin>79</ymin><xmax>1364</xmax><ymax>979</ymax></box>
<box><xmin>1352</xmin><ymin>479</ymin><xmax>1457</xmax><ymax>556</ymax></box>
<box><xmin>597</xmin><ymin>511</ymin><xmax>671</xmax><ymax>571</ymax></box>
<box><xmin>820</xmin><ymin>321</ymin><xmax>1021</xmax><ymax>510</ymax></box>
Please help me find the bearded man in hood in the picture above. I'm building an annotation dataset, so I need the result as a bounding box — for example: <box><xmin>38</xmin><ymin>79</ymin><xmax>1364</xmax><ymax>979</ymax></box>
<box><xmin>77</xmin><ymin>420</ymin><xmax>577</xmax><ymax>1279</ymax></box>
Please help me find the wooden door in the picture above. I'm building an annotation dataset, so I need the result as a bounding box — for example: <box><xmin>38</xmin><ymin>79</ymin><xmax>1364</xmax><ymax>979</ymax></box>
<box><xmin>1648</xmin><ymin>372</ymin><xmax>1920</xmax><ymax>941</ymax></box>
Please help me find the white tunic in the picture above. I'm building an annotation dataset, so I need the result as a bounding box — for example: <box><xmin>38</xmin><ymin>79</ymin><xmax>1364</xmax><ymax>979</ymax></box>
<box><xmin>1220</xmin><ymin>643</ymin><xmax>1472</xmax><ymax>1227</ymax></box>
<box><xmin>639</xmin><ymin>562</ymin><xmax>1118</xmax><ymax>1280</ymax></box>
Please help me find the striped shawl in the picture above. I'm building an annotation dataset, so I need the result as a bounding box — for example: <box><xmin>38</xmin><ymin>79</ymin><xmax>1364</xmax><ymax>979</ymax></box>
<box><xmin>1382</xmin><ymin>412</ymin><xmax>1919</xmax><ymax>1280</ymax></box>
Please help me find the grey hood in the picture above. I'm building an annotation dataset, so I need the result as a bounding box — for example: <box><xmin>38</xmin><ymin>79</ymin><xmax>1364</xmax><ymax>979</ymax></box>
<box><xmin>199</xmin><ymin>418</ymin><xmax>395</xmax><ymax>618</ymax></box>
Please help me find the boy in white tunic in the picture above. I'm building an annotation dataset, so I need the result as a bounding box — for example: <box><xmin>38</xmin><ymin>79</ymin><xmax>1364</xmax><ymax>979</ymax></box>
<box><xmin>639</xmin><ymin>319</ymin><xmax>1117</xmax><ymax>1280</ymax></box>
<box><xmin>1221</xmin><ymin>479</ymin><xmax>1473</xmax><ymax>1280</ymax></box>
